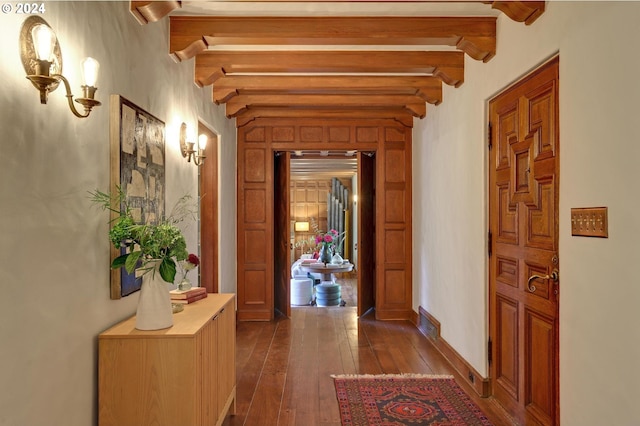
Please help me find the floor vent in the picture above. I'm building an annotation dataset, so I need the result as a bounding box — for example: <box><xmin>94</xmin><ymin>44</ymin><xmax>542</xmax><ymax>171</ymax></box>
<box><xmin>418</xmin><ymin>307</ymin><xmax>440</xmax><ymax>340</ymax></box>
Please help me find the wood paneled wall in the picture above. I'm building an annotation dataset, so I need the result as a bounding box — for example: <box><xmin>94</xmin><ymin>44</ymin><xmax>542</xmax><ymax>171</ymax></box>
<box><xmin>290</xmin><ymin>178</ymin><xmax>353</xmax><ymax>259</ymax></box>
<box><xmin>237</xmin><ymin>118</ymin><xmax>412</xmax><ymax>321</ymax></box>
<box><xmin>291</xmin><ymin>179</ymin><xmax>330</xmax><ymax>259</ymax></box>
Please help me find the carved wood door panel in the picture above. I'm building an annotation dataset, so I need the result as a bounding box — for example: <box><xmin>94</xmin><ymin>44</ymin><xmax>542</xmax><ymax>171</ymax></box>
<box><xmin>358</xmin><ymin>152</ymin><xmax>376</xmax><ymax>316</ymax></box>
<box><xmin>274</xmin><ymin>152</ymin><xmax>291</xmax><ymax>317</ymax></box>
<box><xmin>489</xmin><ymin>57</ymin><xmax>559</xmax><ymax>426</ymax></box>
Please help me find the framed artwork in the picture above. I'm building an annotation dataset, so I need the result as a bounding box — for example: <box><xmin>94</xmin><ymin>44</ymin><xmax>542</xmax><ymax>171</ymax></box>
<box><xmin>109</xmin><ymin>95</ymin><xmax>166</xmax><ymax>299</ymax></box>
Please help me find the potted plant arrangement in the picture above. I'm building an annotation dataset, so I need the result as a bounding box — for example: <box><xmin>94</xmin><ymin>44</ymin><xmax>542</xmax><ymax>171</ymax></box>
<box><xmin>90</xmin><ymin>186</ymin><xmax>196</xmax><ymax>330</ymax></box>
<box><xmin>315</xmin><ymin>228</ymin><xmax>346</xmax><ymax>265</ymax></box>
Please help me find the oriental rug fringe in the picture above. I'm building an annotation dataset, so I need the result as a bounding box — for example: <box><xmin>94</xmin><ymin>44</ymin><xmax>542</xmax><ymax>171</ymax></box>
<box><xmin>331</xmin><ymin>374</ymin><xmax>494</xmax><ymax>425</ymax></box>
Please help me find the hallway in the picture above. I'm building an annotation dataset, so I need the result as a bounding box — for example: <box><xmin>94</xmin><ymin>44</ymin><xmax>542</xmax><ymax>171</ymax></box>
<box><xmin>223</xmin><ymin>301</ymin><xmax>514</xmax><ymax>425</ymax></box>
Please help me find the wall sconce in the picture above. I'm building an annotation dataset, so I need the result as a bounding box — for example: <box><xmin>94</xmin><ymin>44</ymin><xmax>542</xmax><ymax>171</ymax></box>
<box><xmin>294</xmin><ymin>221</ymin><xmax>310</xmax><ymax>232</ymax></box>
<box><xmin>19</xmin><ymin>16</ymin><xmax>101</xmax><ymax>118</ymax></box>
<box><xmin>179</xmin><ymin>122</ymin><xmax>207</xmax><ymax>166</ymax></box>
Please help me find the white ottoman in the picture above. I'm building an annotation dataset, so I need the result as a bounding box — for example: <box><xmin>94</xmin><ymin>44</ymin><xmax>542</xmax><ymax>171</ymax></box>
<box><xmin>290</xmin><ymin>278</ymin><xmax>313</xmax><ymax>306</ymax></box>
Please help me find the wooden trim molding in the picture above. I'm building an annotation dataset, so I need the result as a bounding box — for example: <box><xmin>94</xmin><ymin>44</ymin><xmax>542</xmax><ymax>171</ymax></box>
<box><xmin>416</xmin><ymin>307</ymin><xmax>490</xmax><ymax>397</ymax></box>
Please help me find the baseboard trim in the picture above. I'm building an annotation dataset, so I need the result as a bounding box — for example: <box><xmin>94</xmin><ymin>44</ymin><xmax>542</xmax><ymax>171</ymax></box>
<box><xmin>237</xmin><ymin>311</ymin><xmax>272</xmax><ymax>321</ymax></box>
<box><xmin>415</xmin><ymin>306</ymin><xmax>490</xmax><ymax>397</ymax></box>
<box><xmin>375</xmin><ymin>308</ymin><xmax>413</xmax><ymax>321</ymax></box>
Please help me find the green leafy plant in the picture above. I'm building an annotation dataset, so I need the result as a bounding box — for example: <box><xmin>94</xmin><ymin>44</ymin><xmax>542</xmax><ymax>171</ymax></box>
<box><xmin>89</xmin><ymin>187</ymin><xmax>195</xmax><ymax>283</ymax></box>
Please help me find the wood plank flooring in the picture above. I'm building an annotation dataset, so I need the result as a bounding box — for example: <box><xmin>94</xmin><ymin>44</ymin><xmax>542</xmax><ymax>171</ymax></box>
<box><xmin>223</xmin><ymin>282</ymin><xmax>514</xmax><ymax>426</ymax></box>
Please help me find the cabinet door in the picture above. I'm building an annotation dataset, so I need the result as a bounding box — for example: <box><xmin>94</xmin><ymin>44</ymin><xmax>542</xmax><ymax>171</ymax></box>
<box><xmin>99</xmin><ymin>337</ymin><xmax>197</xmax><ymax>426</ymax></box>
<box><xmin>217</xmin><ymin>302</ymin><xmax>236</xmax><ymax>418</ymax></box>
<box><xmin>198</xmin><ymin>316</ymin><xmax>218</xmax><ymax>426</ymax></box>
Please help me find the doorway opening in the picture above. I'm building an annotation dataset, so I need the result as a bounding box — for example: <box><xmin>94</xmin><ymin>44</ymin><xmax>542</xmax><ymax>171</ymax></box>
<box><xmin>273</xmin><ymin>150</ymin><xmax>376</xmax><ymax>318</ymax></box>
<box><xmin>290</xmin><ymin>152</ymin><xmax>358</xmax><ymax>308</ymax></box>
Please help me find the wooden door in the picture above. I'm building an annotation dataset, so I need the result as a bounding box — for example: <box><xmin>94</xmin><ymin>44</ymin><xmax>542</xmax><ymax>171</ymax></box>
<box><xmin>489</xmin><ymin>57</ymin><xmax>559</xmax><ymax>426</ymax></box>
<box><xmin>274</xmin><ymin>151</ymin><xmax>291</xmax><ymax>317</ymax></box>
<box><xmin>199</xmin><ymin>124</ymin><xmax>218</xmax><ymax>293</ymax></box>
<box><xmin>357</xmin><ymin>152</ymin><xmax>375</xmax><ymax>316</ymax></box>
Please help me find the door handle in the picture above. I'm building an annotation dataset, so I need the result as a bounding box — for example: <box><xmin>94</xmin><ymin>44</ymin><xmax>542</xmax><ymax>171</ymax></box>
<box><xmin>527</xmin><ymin>270</ymin><xmax>559</xmax><ymax>293</ymax></box>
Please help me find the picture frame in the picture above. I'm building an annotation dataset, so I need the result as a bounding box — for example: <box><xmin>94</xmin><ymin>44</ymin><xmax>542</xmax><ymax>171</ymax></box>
<box><xmin>109</xmin><ymin>95</ymin><xmax>166</xmax><ymax>299</ymax></box>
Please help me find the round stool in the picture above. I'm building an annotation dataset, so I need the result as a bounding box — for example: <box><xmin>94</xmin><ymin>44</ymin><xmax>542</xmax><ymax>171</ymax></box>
<box><xmin>315</xmin><ymin>282</ymin><xmax>341</xmax><ymax>307</ymax></box>
<box><xmin>290</xmin><ymin>278</ymin><xmax>313</xmax><ymax>306</ymax></box>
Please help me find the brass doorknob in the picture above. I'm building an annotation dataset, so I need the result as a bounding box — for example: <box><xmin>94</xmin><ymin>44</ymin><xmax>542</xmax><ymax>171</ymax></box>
<box><xmin>527</xmin><ymin>270</ymin><xmax>559</xmax><ymax>293</ymax></box>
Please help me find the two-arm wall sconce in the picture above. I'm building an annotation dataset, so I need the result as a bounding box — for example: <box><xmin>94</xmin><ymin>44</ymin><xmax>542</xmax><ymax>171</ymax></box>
<box><xmin>179</xmin><ymin>122</ymin><xmax>207</xmax><ymax>166</ymax></box>
<box><xmin>20</xmin><ymin>16</ymin><xmax>101</xmax><ymax>118</ymax></box>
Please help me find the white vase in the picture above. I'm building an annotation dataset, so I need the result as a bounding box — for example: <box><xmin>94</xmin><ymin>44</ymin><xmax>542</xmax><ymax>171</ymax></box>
<box><xmin>331</xmin><ymin>252</ymin><xmax>344</xmax><ymax>265</ymax></box>
<box><xmin>135</xmin><ymin>261</ymin><xmax>173</xmax><ymax>331</ymax></box>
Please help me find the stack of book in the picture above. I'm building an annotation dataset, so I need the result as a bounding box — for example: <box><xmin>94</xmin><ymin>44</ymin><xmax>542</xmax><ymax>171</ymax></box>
<box><xmin>169</xmin><ymin>287</ymin><xmax>208</xmax><ymax>304</ymax></box>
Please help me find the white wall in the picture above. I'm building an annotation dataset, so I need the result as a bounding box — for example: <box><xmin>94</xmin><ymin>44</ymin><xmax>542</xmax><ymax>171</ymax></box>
<box><xmin>0</xmin><ymin>2</ymin><xmax>236</xmax><ymax>425</ymax></box>
<box><xmin>413</xmin><ymin>2</ymin><xmax>640</xmax><ymax>424</ymax></box>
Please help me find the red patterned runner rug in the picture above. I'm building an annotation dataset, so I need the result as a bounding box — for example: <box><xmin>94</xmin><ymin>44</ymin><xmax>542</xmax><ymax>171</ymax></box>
<box><xmin>332</xmin><ymin>374</ymin><xmax>494</xmax><ymax>425</ymax></box>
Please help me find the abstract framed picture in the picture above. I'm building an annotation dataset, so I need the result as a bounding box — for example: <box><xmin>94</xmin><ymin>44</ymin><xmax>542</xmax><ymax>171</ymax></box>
<box><xmin>109</xmin><ymin>95</ymin><xmax>166</xmax><ymax>299</ymax></box>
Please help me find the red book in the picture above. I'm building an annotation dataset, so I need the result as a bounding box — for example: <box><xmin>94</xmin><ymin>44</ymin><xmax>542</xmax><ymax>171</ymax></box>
<box><xmin>171</xmin><ymin>292</ymin><xmax>208</xmax><ymax>305</ymax></box>
<box><xmin>170</xmin><ymin>287</ymin><xmax>206</xmax><ymax>300</ymax></box>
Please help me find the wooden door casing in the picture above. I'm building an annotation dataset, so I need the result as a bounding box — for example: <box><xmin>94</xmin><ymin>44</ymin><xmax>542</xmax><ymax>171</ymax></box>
<box><xmin>236</xmin><ymin>118</ymin><xmax>413</xmax><ymax>321</ymax></box>
<box><xmin>199</xmin><ymin>124</ymin><xmax>218</xmax><ymax>293</ymax></box>
<box><xmin>489</xmin><ymin>57</ymin><xmax>559</xmax><ymax>426</ymax></box>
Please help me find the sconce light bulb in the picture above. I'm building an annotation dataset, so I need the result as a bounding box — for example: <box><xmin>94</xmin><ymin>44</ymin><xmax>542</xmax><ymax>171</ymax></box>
<box><xmin>31</xmin><ymin>24</ymin><xmax>55</xmax><ymax>62</ymax></box>
<box><xmin>81</xmin><ymin>57</ymin><xmax>100</xmax><ymax>87</ymax></box>
<box><xmin>198</xmin><ymin>134</ymin><xmax>208</xmax><ymax>150</ymax></box>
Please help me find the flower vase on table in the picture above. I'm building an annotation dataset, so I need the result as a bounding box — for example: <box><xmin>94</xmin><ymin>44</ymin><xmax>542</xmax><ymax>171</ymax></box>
<box><xmin>315</xmin><ymin>228</ymin><xmax>344</xmax><ymax>265</ymax></box>
<box><xmin>318</xmin><ymin>244</ymin><xmax>332</xmax><ymax>265</ymax></box>
<box><xmin>178</xmin><ymin>253</ymin><xmax>200</xmax><ymax>291</ymax></box>
<box><xmin>178</xmin><ymin>277</ymin><xmax>192</xmax><ymax>291</ymax></box>
<box><xmin>136</xmin><ymin>260</ymin><xmax>173</xmax><ymax>331</ymax></box>
<box><xmin>89</xmin><ymin>187</ymin><xmax>200</xmax><ymax>331</ymax></box>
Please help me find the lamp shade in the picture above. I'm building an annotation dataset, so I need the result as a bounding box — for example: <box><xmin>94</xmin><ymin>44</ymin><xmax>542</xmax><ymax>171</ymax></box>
<box><xmin>294</xmin><ymin>221</ymin><xmax>310</xmax><ymax>232</ymax></box>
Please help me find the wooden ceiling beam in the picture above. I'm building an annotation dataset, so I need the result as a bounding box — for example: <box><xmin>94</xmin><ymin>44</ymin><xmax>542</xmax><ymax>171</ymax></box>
<box><xmin>196</xmin><ymin>51</ymin><xmax>464</xmax><ymax>87</ymax></box>
<box><xmin>212</xmin><ymin>75</ymin><xmax>442</xmax><ymax>105</ymax></box>
<box><xmin>235</xmin><ymin>107</ymin><xmax>415</xmax><ymax>128</ymax></box>
<box><xmin>170</xmin><ymin>16</ymin><xmax>495</xmax><ymax>62</ymax></box>
<box><xmin>130</xmin><ymin>1</ymin><xmax>181</xmax><ymax>25</ymax></box>
<box><xmin>225</xmin><ymin>94</ymin><xmax>427</xmax><ymax>118</ymax></box>
<box><xmin>132</xmin><ymin>2</ymin><xmax>543</xmax><ymax>28</ymax></box>
<box><xmin>488</xmin><ymin>1</ymin><xmax>545</xmax><ymax>25</ymax></box>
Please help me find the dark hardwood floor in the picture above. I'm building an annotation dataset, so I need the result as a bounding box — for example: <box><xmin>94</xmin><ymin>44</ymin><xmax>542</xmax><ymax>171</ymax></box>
<box><xmin>223</xmin><ymin>279</ymin><xmax>514</xmax><ymax>426</ymax></box>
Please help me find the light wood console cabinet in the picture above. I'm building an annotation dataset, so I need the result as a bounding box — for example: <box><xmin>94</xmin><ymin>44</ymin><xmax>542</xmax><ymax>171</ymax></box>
<box><xmin>99</xmin><ymin>294</ymin><xmax>236</xmax><ymax>426</ymax></box>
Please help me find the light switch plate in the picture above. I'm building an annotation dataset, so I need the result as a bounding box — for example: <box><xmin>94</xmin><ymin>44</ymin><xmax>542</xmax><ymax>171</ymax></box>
<box><xmin>571</xmin><ymin>207</ymin><xmax>608</xmax><ymax>238</ymax></box>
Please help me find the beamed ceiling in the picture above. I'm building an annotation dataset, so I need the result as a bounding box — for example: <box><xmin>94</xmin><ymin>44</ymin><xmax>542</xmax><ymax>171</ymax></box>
<box><xmin>130</xmin><ymin>1</ymin><xmax>545</xmax><ymax>127</ymax></box>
